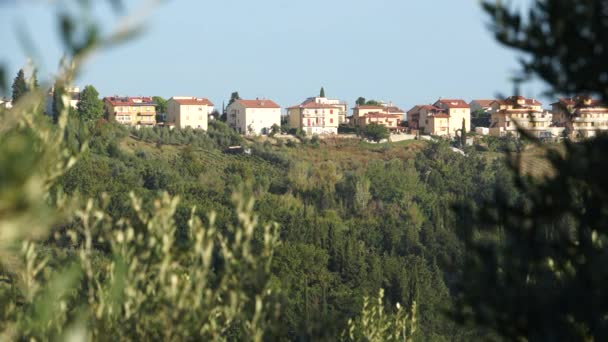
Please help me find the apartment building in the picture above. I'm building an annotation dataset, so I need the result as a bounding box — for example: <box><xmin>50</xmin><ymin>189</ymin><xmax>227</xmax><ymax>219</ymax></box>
<box><xmin>552</xmin><ymin>96</ymin><xmax>608</xmax><ymax>138</ymax></box>
<box><xmin>166</xmin><ymin>96</ymin><xmax>214</xmax><ymax>130</ymax></box>
<box><xmin>351</xmin><ymin>104</ymin><xmax>405</xmax><ymax>131</ymax></box>
<box><xmin>287</xmin><ymin>96</ymin><xmax>346</xmax><ymax>135</ymax></box>
<box><xmin>489</xmin><ymin>96</ymin><xmax>552</xmax><ymax>138</ymax></box>
<box><xmin>104</xmin><ymin>96</ymin><xmax>156</xmax><ymax>127</ymax></box>
<box><xmin>226</xmin><ymin>98</ymin><xmax>281</xmax><ymax>135</ymax></box>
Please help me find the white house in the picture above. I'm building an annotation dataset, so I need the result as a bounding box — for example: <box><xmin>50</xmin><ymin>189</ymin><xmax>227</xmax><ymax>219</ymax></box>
<box><xmin>166</xmin><ymin>96</ymin><xmax>214</xmax><ymax>130</ymax></box>
<box><xmin>226</xmin><ymin>99</ymin><xmax>281</xmax><ymax>135</ymax></box>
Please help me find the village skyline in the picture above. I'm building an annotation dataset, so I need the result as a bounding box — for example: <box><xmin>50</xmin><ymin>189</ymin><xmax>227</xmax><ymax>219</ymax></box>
<box><xmin>1</xmin><ymin>0</ymin><xmax>547</xmax><ymax>112</ymax></box>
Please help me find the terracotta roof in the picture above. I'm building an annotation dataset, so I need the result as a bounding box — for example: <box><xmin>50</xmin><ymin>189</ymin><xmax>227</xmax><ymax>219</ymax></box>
<box><xmin>470</xmin><ymin>99</ymin><xmax>495</xmax><ymax>107</ymax></box>
<box><xmin>364</xmin><ymin>112</ymin><xmax>402</xmax><ymax>119</ymax></box>
<box><xmin>407</xmin><ymin>105</ymin><xmax>422</xmax><ymax>114</ymax></box>
<box><xmin>419</xmin><ymin>105</ymin><xmax>445</xmax><ymax>111</ymax></box>
<box><xmin>172</xmin><ymin>97</ymin><xmax>214</xmax><ymax>106</ymax></box>
<box><xmin>104</xmin><ymin>96</ymin><xmax>155</xmax><ymax>106</ymax></box>
<box><xmin>385</xmin><ymin>106</ymin><xmax>405</xmax><ymax>114</ymax></box>
<box><xmin>353</xmin><ymin>105</ymin><xmax>385</xmax><ymax>110</ymax></box>
<box><xmin>435</xmin><ymin>99</ymin><xmax>470</xmax><ymax>109</ymax></box>
<box><xmin>236</xmin><ymin>99</ymin><xmax>280</xmax><ymax>109</ymax></box>
<box><xmin>287</xmin><ymin>102</ymin><xmax>341</xmax><ymax>110</ymax></box>
<box><xmin>500</xmin><ymin>96</ymin><xmax>542</xmax><ymax>106</ymax></box>
<box><xmin>553</xmin><ymin>97</ymin><xmax>604</xmax><ymax>108</ymax></box>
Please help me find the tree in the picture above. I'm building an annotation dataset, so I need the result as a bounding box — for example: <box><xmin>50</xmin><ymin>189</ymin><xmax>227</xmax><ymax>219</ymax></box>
<box><xmin>320</xmin><ymin>87</ymin><xmax>325</xmax><ymax>98</ymax></box>
<box><xmin>454</xmin><ymin>1</ymin><xmax>608</xmax><ymax>340</ymax></box>
<box><xmin>51</xmin><ymin>83</ymin><xmax>65</xmax><ymax>124</ymax></box>
<box><xmin>363</xmin><ymin>123</ymin><xmax>389</xmax><ymax>142</ymax></box>
<box><xmin>356</xmin><ymin>97</ymin><xmax>366</xmax><ymax>106</ymax></box>
<box><xmin>229</xmin><ymin>91</ymin><xmax>240</xmax><ymax>106</ymax></box>
<box><xmin>483</xmin><ymin>0</ymin><xmax>608</xmax><ymax>103</ymax></box>
<box><xmin>366</xmin><ymin>99</ymin><xmax>382</xmax><ymax>106</ymax></box>
<box><xmin>29</xmin><ymin>69</ymin><xmax>39</xmax><ymax>91</ymax></box>
<box><xmin>460</xmin><ymin>118</ymin><xmax>466</xmax><ymax>147</ymax></box>
<box><xmin>77</xmin><ymin>85</ymin><xmax>104</xmax><ymax>121</ymax></box>
<box><xmin>11</xmin><ymin>69</ymin><xmax>27</xmax><ymax>103</ymax></box>
<box><xmin>152</xmin><ymin>96</ymin><xmax>167</xmax><ymax>114</ymax></box>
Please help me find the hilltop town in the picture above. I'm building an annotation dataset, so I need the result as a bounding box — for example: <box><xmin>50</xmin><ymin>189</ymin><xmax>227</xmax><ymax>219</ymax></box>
<box><xmin>4</xmin><ymin>82</ymin><xmax>605</xmax><ymax>142</ymax></box>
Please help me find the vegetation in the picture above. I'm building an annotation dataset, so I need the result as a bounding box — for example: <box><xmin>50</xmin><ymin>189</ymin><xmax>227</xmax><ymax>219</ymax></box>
<box><xmin>2</xmin><ymin>0</ymin><xmax>607</xmax><ymax>340</ymax></box>
<box><xmin>363</xmin><ymin>122</ymin><xmax>389</xmax><ymax>142</ymax></box>
<box><xmin>77</xmin><ymin>85</ymin><xmax>104</xmax><ymax>121</ymax></box>
<box><xmin>11</xmin><ymin>69</ymin><xmax>27</xmax><ymax>103</ymax></box>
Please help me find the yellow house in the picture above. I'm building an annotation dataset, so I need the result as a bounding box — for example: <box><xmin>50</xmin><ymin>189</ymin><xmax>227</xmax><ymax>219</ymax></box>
<box><xmin>167</xmin><ymin>96</ymin><xmax>214</xmax><ymax>130</ymax></box>
<box><xmin>351</xmin><ymin>104</ymin><xmax>405</xmax><ymax>131</ymax></box>
<box><xmin>417</xmin><ymin>105</ymin><xmax>450</xmax><ymax>135</ymax></box>
<box><xmin>104</xmin><ymin>96</ymin><xmax>156</xmax><ymax>128</ymax></box>
<box><xmin>433</xmin><ymin>99</ymin><xmax>471</xmax><ymax>136</ymax></box>
<box><xmin>287</xmin><ymin>97</ymin><xmax>343</xmax><ymax>135</ymax></box>
<box><xmin>552</xmin><ymin>96</ymin><xmax>608</xmax><ymax>138</ymax></box>
<box><xmin>489</xmin><ymin>96</ymin><xmax>551</xmax><ymax>138</ymax></box>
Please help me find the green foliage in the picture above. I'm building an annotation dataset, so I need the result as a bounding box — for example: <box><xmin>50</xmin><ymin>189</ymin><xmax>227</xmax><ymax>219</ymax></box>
<box><xmin>152</xmin><ymin>95</ymin><xmax>167</xmax><ymax>114</ymax></box>
<box><xmin>229</xmin><ymin>91</ymin><xmax>240</xmax><ymax>106</ymax></box>
<box><xmin>356</xmin><ymin>97</ymin><xmax>366</xmax><ymax>106</ymax></box>
<box><xmin>11</xmin><ymin>69</ymin><xmax>27</xmax><ymax>104</ymax></box>
<box><xmin>76</xmin><ymin>85</ymin><xmax>103</xmax><ymax>121</ymax></box>
<box><xmin>320</xmin><ymin>87</ymin><xmax>325</xmax><ymax>98</ymax></box>
<box><xmin>343</xmin><ymin>289</ymin><xmax>416</xmax><ymax>342</ymax></box>
<box><xmin>363</xmin><ymin>122</ymin><xmax>389</xmax><ymax>142</ymax></box>
<box><xmin>460</xmin><ymin>118</ymin><xmax>466</xmax><ymax>147</ymax></box>
<box><xmin>483</xmin><ymin>0</ymin><xmax>608</xmax><ymax>101</ymax></box>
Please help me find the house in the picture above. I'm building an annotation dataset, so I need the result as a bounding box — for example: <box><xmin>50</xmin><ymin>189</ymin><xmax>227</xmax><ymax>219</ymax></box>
<box><xmin>469</xmin><ymin>99</ymin><xmax>495</xmax><ymax>114</ymax></box>
<box><xmin>417</xmin><ymin>105</ymin><xmax>450</xmax><ymax>135</ymax></box>
<box><xmin>552</xmin><ymin>96</ymin><xmax>608</xmax><ymax>138</ymax></box>
<box><xmin>226</xmin><ymin>98</ymin><xmax>281</xmax><ymax>135</ymax></box>
<box><xmin>0</xmin><ymin>97</ymin><xmax>12</xmax><ymax>110</ymax></box>
<box><xmin>406</xmin><ymin>105</ymin><xmax>421</xmax><ymax>131</ymax></box>
<box><xmin>489</xmin><ymin>96</ymin><xmax>552</xmax><ymax>138</ymax></box>
<box><xmin>433</xmin><ymin>99</ymin><xmax>471</xmax><ymax>136</ymax></box>
<box><xmin>287</xmin><ymin>96</ymin><xmax>345</xmax><ymax>135</ymax></box>
<box><xmin>45</xmin><ymin>86</ymin><xmax>80</xmax><ymax>115</ymax></box>
<box><xmin>351</xmin><ymin>103</ymin><xmax>405</xmax><ymax>132</ymax></box>
<box><xmin>166</xmin><ymin>96</ymin><xmax>214</xmax><ymax>130</ymax></box>
<box><xmin>104</xmin><ymin>96</ymin><xmax>156</xmax><ymax>128</ymax></box>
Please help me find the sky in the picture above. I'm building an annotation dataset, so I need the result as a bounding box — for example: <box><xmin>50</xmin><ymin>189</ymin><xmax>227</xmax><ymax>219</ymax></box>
<box><xmin>0</xmin><ymin>0</ymin><xmax>547</xmax><ymax>111</ymax></box>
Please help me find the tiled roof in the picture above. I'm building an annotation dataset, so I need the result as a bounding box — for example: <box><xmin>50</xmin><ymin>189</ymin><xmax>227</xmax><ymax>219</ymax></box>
<box><xmin>435</xmin><ymin>99</ymin><xmax>470</xmax><ymax>108</ymax></box>
<box><xmin>287</xmin><ymin>102</ymin><xmax>341</xmax><ymax>110</ymax></box>
<box><xmin>496</xmin><ymin>96</ymin><xmax>542</xmax><ymax>106</ymax></box>
<box><xmin>236</xmin><ymin>99</ymin><xmax>280</xmax><ymax>109</ymax></box>
<box><xmin>407</xmin><ymin>105</ymin><xmax>421</xmax><ymax>114</ymax></box>
<box><xmin>104</xmin><ymin>96</ymin><xmax>155</xmax><ymax>106</ymax></box>
<box><xmin>363</xmin><ymin>112</ymin><xmax>402</xmax><ymax>118</ymax></box>
<box><xmin>470</xmin><ymin>99</ymin><xmax>495</xmax><ymax>107</ymax></box>
<box><xmin>353</xmin><ymin>105</ymin><xmax>385</xmax><ymax>110</ymax></box>
<box><xmin>172</xmin><ymin>97</ymin><xmax>214</xmax><ymax>106</ymax></box>
<box><xmin>385</xmin><ymin>106</ymin><xmax>405</xmax><ymax>114</ymax></box>
<box><xmin>553</xmin><ymin>97</ymin><xmax>604</xmax><ymax>108</ymax></box>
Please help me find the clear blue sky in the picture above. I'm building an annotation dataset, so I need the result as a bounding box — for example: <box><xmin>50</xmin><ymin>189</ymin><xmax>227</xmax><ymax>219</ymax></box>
<box><xmin>0</xmin><ymin>0</ymin><xmax>546</xmax><ymax>111</ymax></box>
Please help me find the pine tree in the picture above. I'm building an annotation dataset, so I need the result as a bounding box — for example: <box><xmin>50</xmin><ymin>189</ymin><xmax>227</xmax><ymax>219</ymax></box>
<box><xmin>76</xmin><ymin>85</ymin><xmax>103</xmax><ymax>121</ymax></box>
<box><xmin>320</xmin><ymin>87</ymin><xmax>325</xmax><ymax>98</ymax></box>
<box><xmin>11</xmin><ymin>69</ymin><xmax>27</xmax><ymax>104</ymax></box>
<box><xmin>52</xmin><ymin>83</ymin><xmax>65</xmax><ymax>124</ymax></box>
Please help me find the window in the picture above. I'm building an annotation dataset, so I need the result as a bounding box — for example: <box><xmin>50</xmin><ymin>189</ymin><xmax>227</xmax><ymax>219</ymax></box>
<box><xmin>330</xmin><ymin>118</ymin><xmax>334</xmax><ymax>124</ymax></box>
<box><xmin>330</xmin><ymin>109</ymin><xmax>333</xmax><ymax>114</ymax></box>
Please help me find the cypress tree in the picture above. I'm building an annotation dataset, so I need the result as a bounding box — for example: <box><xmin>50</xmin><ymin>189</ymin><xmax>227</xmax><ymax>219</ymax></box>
<box><xmin>460</xmin><ymin>118</ymin><xmax>466</xmax><ymax>147</ymax></box>
<box><xmin>320</xmin><ymin>87</ymin><xmax>325</xmax><ymax>98</ymax></box>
